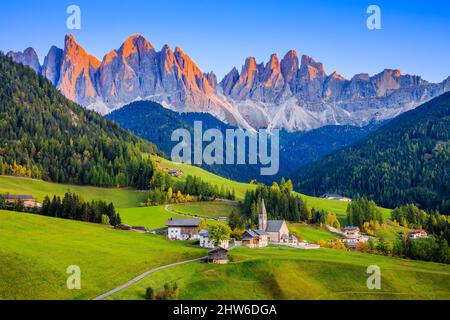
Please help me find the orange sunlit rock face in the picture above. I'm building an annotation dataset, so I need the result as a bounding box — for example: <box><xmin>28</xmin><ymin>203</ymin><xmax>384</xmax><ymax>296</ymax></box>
<box><xmin>58</xmin><ymin>34</ymin><xmax>99</xmax><ymax>103</ymax></box>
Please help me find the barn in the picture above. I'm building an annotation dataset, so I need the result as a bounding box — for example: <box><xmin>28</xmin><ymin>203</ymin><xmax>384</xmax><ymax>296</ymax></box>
<box><xmin>207</xmin><ymin>247</ymin><xmax>229</xmax><ymax>264</ymax></box>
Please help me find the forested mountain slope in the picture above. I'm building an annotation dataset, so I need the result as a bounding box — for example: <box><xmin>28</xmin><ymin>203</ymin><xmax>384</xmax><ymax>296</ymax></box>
<box><xmin>108</xmin><ymin>101</ymin><xmax>377</xmax><ymax>183</ymax></box>
<box><xmin>295</xmin><ymin>92</ymin><xmax>450</xmax><ymax>212</ymax></box>
<box><xmin>0</xmin><ymin>53</ymin><xmax>158</xmax><ymax>189</ymax></box>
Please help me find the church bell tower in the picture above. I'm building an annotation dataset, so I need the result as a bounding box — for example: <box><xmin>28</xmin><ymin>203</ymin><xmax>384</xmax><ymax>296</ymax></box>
<box><xmin>259</xmin><ymin>198</ymin><xmax>268</xmax><ymax>230</ymax></box>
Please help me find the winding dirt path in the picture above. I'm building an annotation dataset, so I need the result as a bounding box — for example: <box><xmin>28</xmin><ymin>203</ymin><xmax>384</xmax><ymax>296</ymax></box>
<box><xmin>92</xmin><ymin>256</ymin><xmax>207</xmax><ymax>300</ymax></box>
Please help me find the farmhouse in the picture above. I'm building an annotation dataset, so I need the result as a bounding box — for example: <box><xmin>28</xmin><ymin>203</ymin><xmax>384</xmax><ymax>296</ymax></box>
<box><xmin>408</xmin><ymin>229</ymin><xmax>428</xmax><ymax>239</ymax></box>
<box><xmin>259</xmin><ymin>199</ymin><xmax>289</xmax><ymax>243</ymax></box>
<box><xmin>341</xmin><ymin>226</ymin><xmax>369</xmax><ymax>248</ymax></box>
<box><xmin>320</xmin><ymin>193</ymin><xmax>352</xmax><ymax>202</ymax></box>
<box><xmin>159</xmin><ymin>167</ymin><xmax>183</xmax><ymax>178</ymax></box>
<box><xmin>342</xmin><ymin>236</ymin><xmax>369</xmax><ymax>248</ymax></box>
<box><xmin>168</xmin><ymin>169</ymin><xmax>183</xmax><ymax>178</ymax></box>
<box><xmin>207</xmin><ymin>247</ymin><xmax>229</xmax><ymax>264</ymax></box>
<box><xmin>114</xmin><ymin>224</ymin><xmax>149</xmax><ymax>233</ymax></box>
<box><xmin>199</xmin><ymin>229</ymin><xmax>229</xmax><ymax>249</ymax></box>
<box><xmin>242</xmin><ymin>229</ymin><xmax>269</xmax><ymax>248</ymax></box>
<box><xmin>5</xmin><ymin>194</ymin><xmax>42</xmax><ymax>208</ymax></box>
<box><xmin>167</xmin><ymin>218</ymin><xmax>199</xmax><ymax>240</ymax></box>
<box><xmin>343</xmin><ymin>226</ymin><xmax>360</xmax><ymax>238</ymax></box>
<box><xmin>289</xmin><ymin>235</ymin><xmax>298</xmax><ymax>245</ymax></box>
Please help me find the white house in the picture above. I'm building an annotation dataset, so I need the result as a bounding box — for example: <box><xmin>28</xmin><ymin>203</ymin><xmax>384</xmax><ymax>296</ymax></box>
<box><xmin>289</xmin><ymin>235</ymin><xmax>298</xmax><ymax>245</ymax></box>
<box><xmin>320</xmin><ymin>193</ymin><xmax>352</xmax><ymax>202</ymax></box>
<box><xmin>408</xmin><ymin>230</ymin><xmax>428</xmax><ymax>239</ymax></box>
<box><xmin>199</xmin><ymin>229</ymin><xmax>229</xmax><ymax>249</ymax></box>
<box><xmin>342</xmin><ymin>236</ymin><xmax>369</xmax><ymax>248</ymax></box>
<box><xmin>343</xmin><ymin>226</ymin><xmax>360</xmax><ymax>238</ymax></box>
<box><xmin>167</xmin><ymin>218</ymin><xmax>199</xmax><ymax>240</ymax></box>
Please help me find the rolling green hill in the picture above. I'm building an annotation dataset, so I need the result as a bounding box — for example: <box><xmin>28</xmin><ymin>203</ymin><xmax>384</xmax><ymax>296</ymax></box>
<box><xmin>2</xmin><ymin>209</ymin><xmax>447</xmax><ymax>300</ymax></box>
<box><xmin>153</xmin><ymin>156</ymin><xmax>257</xmax><ymax>200</ymax></box>
<box><xmin>119</xmin><ymin>206</ymin><xmax>193</xmax><ymax>229</ymax></box>
<box><xmin>107</xmin><ymin>246</ymin><xmax>450</xmax><ymax>300</ymax></box>
<box><xmin>169</xmin><ymin>201</ymin><xmax>239</xmax><ymax>219</ymax></box>
<box><xmin>287</xmin><ymin>223</ymin><xmax>337</xmax><ymax>242</ymax></box>
<box><xmin>295</xmin><ymin>92</ymin><xmax>450</xmax><ymax>212</ymax></box>
<box><xmin>0</xmin><ymin>210</ymin><xmax>206</xmax><ymax>300</ymax></box>
<box><xmin>0</xmin><ymin>175</ymin><xmax>146</xmax><ymax>208</ymax></box>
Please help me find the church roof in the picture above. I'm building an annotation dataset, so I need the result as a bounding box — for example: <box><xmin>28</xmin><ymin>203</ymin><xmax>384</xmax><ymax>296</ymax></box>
<box><xmin>266</xmin><ymin>220</ymin><xmax>286</xmax><ymax>232</ymax></box>
<box><xmin>254</xmin><ymin>229</ymin><xmax>269</xmax><ymax>236</ymax></box>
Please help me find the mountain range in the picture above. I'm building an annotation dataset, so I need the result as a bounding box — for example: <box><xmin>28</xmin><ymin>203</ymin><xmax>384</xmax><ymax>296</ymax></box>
<box><xmin>7</xmin><ymin>34</ymin><xmax>450</xmax><ymax>131</ymax></box>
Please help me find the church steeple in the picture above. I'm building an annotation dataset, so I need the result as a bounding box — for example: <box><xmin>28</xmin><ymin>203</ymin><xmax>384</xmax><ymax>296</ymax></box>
<box><xmin>259</xmin><ymin>198</ymin><xmax>267</xmax><ymax>230</ymax></box>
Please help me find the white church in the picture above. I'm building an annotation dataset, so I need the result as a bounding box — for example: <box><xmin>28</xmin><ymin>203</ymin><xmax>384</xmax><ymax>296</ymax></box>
<box><xmin>258</xmin><ymin>198</ymin><xmax>290</xmax><ymax>243</ymax></box>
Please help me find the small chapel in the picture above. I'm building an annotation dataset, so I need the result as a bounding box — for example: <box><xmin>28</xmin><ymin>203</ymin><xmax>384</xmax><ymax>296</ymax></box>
<box><xmin>258</xmin><ymin>198</ymin><xmax>289</xmax><ymax>243</ymax></box>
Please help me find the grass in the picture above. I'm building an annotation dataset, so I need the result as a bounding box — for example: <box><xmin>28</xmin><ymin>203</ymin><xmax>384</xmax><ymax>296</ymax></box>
<box><xmin>0</xmin><ymin>210</ymin><xmax>206</xmax><ymax>300</ymax></box>
<box><xmin>0</xmin><ymin>176</ymin><xmax>146</xmax><ymax>208</ymax></box>
<box><xmin>153</xmin><ymin>156</ymin><xmax>256</xmax><ymax>200</ymax></box>
<box><xmin>169</xmin><ymin>201</ymin><xmax>239</xmax><ymax>219</ymax></box>
<box><xmin>107</xmin><ymin>246</ymin><xmax>450</xmax><ymax>300</ymax></box>
<box><xmin>299</xmin><ymin>192</ymin><xmax>392</xmax><ymax>223</ymax></box>
<box><xmin>119</xmin><ymin>205</ymin><xmax>221</xmax><ymax>230</ymax></box>
<box><xmin>288</xmin><ymin>223</ymin><xmax>337</xmax><ymax>242</ymax></box>
<box><xmin>119</xmin><ymin>205</ymin><xmax>188</xmax><ymax>230</ymax></box>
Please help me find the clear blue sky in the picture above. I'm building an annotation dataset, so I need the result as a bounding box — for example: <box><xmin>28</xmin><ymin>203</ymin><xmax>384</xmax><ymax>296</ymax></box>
<box><xmin>1</xmin><ymin>0</ymin><xmax>449</xmax><ymax>82</ymax></box>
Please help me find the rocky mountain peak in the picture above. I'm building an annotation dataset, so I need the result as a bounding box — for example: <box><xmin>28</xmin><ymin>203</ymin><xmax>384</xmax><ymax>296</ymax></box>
<box><xmin>42</xmin><ymin>46</ymin><xmax>63</xmax><ymax>85</ymax></box>
<box><xmin>299</xmin><ymin>54</ymin><xmax>326</xmax><ymax>80</ymax></box>
<box><xmin>280</xmin><ymin>50</ymin><xmax>299</xmax><ymax>83</ymax></box>
<box><xmin>205</xmin><ymin>71</ymin><xmax>218</xmax><ymax>88</ymax></box>
<box><xmin>371</xmin><ymin>69</ymin><xmax>404</xmax><ymax>96</ymax></box>
<box><xmin>329</xmin><ymin>71</ymin><xmax>347</xmax><ymax>81</ymax></box>
<box><xmin>267</xmin><ymin>53</ymin><xmax>280</xmax><ymax>69</ymax></box>
<box><xmin>7</xmin><ymin>47</ymin><xmax>41</xmax><ymax>73</ymax></box>
<box><xmin>220</xmin><ymin>67</ymin><xmax>240</xmax><ymax>95</ymax></box>
<box><xmin>119</xmin><ymin>34</ymin><xmax>154</xmax><ymax>58</ymax></box>
<box><xmin>58</xmin><ymin>34</ymin><xmax>100</xmax><ymax>104</ymax></box>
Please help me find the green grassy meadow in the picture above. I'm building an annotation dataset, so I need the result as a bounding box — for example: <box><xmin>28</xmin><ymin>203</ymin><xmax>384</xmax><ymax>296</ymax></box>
<box><xmin>288</xmin><ymin>223</ymin><xmax>337</xmax><ymax>242</ymax></box>
<box><xmin>299</xmin><ymin>192</ymin><xmax>392</xmax><ymax>223</ymax></box>
<box><xmin>107</xmin><ymin>246</ymin><xmax>450</xmax><ymax>300</ymax></box>
<box><xmin>169</xmin><ymin>201</ymin><xmax>239</xmax><ymax>218</ymax></box>
<box><xmin>119</xmin><ymin>205</ymin><xmax>189</xmax><ymax>229</ymax></box>
<box><xmin>0</xmin><ymin>176</ymin><xmax>146</xmax><ymax>208</ymax></box>
<box><xmin>0</xmin><ymin>210</ymin><xmax>206</xmax><ymax>300</ymax></box>
<box><xmin>2</xmin><ymin>162</ymin><xmax>433</xmax><ymax>301</ymax></box>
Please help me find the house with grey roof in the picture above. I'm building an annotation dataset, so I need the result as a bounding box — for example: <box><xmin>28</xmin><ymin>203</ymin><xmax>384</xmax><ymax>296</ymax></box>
<box><xmin>242</xmin><ymin>229</ymin><xmax>269</xmax><ymax>248</ymax></box>
<box><xmin>166</xmin><ymin>218</ymin><xmax>199</xmax><ymax>240</ymax></box>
